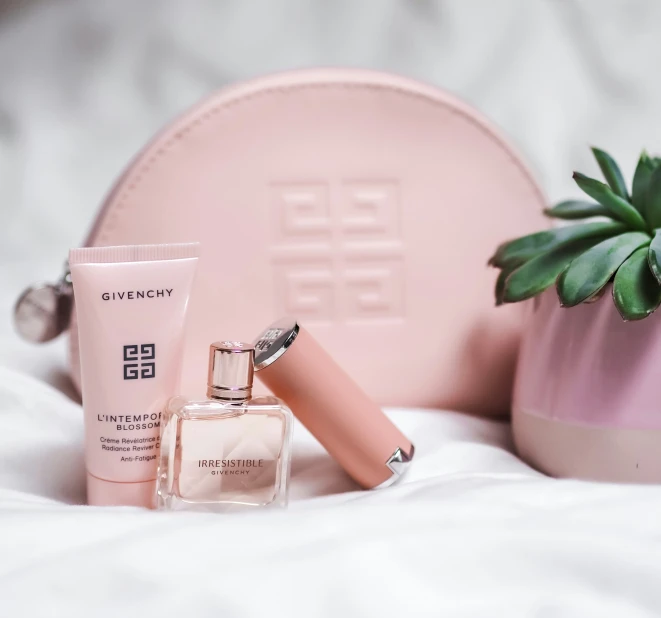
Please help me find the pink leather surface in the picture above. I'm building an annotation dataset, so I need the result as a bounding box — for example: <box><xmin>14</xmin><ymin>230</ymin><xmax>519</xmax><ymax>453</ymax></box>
<box><xmin>69</xmin><ymin>68</ymin><xmax>546</xmax><ymax>413</ymax></box>
<box><xmin>515</xmin><ymin>287</ymin><xmax>661</xmax><ymax>429</ymax></box>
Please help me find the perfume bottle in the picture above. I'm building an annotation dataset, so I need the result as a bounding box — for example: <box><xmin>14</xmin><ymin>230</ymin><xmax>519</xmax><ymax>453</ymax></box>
<box><xmin>157</xmin><ymin>341</ymin><xmax>293</xmax><ymax>511</ymax></box>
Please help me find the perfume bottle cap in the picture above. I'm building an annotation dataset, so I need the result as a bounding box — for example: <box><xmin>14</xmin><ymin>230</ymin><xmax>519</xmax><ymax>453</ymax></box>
<box><xmin>207</xmin><ymin>341</ymin><xmax>255</xmax><ymax>401</ymax></box>
<box><xmin>253</xmin><ymin>318</ymin><xmax>414</xmax><ymax>489</ymax></box>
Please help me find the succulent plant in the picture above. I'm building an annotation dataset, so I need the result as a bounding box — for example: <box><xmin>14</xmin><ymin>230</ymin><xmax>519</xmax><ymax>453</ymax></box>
<box><xmin>490</xmin><ymin>147</ymin><xmax>661</xmax><ymax>321</ymax></box>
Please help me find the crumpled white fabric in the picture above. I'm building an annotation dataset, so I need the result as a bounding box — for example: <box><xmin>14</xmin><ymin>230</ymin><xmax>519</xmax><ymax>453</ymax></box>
<box><xmin>1</xmin><ymin>366</ymin><xmax>661</xmax><ymax>617</ymax></box>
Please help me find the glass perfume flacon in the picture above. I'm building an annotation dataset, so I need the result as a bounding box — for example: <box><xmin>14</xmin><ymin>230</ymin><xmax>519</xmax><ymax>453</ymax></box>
<box><xmin>157</xmin><ymin>341</ymin><xmax>293</xmax><ymax>512</ymax></box>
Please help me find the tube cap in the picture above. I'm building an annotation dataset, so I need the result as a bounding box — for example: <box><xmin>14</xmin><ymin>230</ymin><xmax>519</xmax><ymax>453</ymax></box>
<box><xmin>253</xmin><ymin>318</ymin><xmax>414</xmax><ymax>489</ymax></box>
<box><xmin>207</xmin><ymin>341</ymin><xmax>254</xmax><ymax>401</ymax></box>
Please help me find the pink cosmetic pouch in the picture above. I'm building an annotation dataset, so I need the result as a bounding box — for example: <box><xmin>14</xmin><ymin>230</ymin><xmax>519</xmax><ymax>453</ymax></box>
<box><xmin>20</xmin><ymin>68</ymin><xmax>545</xmax><ymax>413</ymax></box>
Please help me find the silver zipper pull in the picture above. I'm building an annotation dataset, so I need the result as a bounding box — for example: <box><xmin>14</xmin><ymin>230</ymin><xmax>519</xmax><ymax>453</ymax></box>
<box><xmin>14</xmin><ymin>266</ymin><xmax>73</xmax><ymax>343</ymax></box>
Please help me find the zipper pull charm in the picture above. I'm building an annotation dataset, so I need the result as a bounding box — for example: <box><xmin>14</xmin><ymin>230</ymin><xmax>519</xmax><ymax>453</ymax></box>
<box><xmin>14</xmin><ymin>266</ymin><xmax>73</xmax><ymax>343</ymax></box>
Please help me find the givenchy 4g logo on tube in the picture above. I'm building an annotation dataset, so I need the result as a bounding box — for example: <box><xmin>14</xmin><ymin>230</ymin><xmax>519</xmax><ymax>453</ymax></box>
<box><xmin>123</xmin><ymin>344</ymin><xmax>156</xmax><ymax>380</ymax></box>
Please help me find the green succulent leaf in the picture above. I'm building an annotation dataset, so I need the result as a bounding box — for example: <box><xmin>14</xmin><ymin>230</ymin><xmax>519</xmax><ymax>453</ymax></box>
<box><xmin>632</xmin><ymin>151</ymin><xmax>655</xmax><ymax>214</ymax></box>
<box><xmin>613</xmin><ymin>246</ymin><xmax>661</xmax><ymax>320</ymax></box>
<box><xmin>544</xmin><ymin>200</ymin><xmax>612</xmax><ymax>220</ymax></box>
<box><xmin>645</xmin><ymin>166</ymin><xmax>661</xmax><ymax>230</ymax></box>
<box><xmin>573</xmin><ymin>172</ymin><xmax>648</xmax><ymax>231</ymax></box>
<box><xmin>592</xmin><ymin>147</ymin><xmax>629</xmax><ymax>201</ymax></box>
<box><xmin>489</xmin><ymin>220</ymin><xmax>626</xmax><ymax>269</ymax></box>
<box><xmin>647</xmin><ymin>228</ymin><xmax>661</xmax><ymax>284</ymax></box>
<box><xmin>495</xmin><ymin>264</ymin><xmax>518</xmax><ymax>306</ymax></box>
<box><xmin>502</xmin><ymin>236</ymin><xmax>611</xmax><ymax>303</ymax></box>
<box><xmin>584</xmin><ymin>285</ymin><xmax>607</xmax><ymax>304</ymax></box>
<box><xmin>557</xmin><ymin>231</ymin><xmax>651</xmax><ymax>307</ymax></box>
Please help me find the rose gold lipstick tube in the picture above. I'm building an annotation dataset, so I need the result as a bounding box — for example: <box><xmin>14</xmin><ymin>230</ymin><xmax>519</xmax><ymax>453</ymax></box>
<box><xmin>253</xmin><ymin>318</ymin><xmax>414</xmax><ymax>489</ymax></box>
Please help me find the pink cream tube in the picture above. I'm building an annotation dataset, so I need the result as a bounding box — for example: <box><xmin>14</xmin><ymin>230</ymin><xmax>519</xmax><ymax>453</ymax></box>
<box><xmin>69</xmin><ymin>243</ymin><xmax>199</xmax><ymax>507</ymax></box>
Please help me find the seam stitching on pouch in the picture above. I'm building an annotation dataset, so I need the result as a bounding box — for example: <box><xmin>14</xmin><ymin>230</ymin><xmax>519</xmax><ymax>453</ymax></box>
<box><xmin>95</xmin><ymin>82</ymin><xmax>543</xmax><ymax>242</ymax></box>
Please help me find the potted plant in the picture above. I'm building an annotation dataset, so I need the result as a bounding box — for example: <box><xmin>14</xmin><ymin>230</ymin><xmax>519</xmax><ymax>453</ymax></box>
<box><xmin>491</xmin><ymin>148</ymin><xmax>661</xmax><ymax>482</ymax></box>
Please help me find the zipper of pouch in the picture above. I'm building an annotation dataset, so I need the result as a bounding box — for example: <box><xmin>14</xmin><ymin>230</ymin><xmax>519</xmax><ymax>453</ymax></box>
<box><xmin>14</xmin><ymin>265</ymin><xmax>73</xmax><ymax>343</ymax></box>
<box><xmin>13</xmin><ymin>127</ymin><xmax>138</xmax><ymax>343</ymax></box>
<box><xmin>13</xmin><ymin>193</ymin><xmax>114</xmax><ymax>343</ymax></box>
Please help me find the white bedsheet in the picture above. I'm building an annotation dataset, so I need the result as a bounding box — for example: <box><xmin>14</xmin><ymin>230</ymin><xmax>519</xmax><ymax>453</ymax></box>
<box><xmin>2</xmin><ymin>366</ymin><xmax>661</xmax><ymax>617</ymax></box>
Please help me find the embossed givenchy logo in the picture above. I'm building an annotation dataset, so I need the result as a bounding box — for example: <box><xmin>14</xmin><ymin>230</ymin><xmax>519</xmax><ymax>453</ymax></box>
<box><xmin>123</xmin><ymin>344</ymin><xmax>156</xmax><ymax>380</ymax></box>
<box><xmin>271</xmin><ymin>181</ymin><xmax>405</xmax><ymax>323</ymax></box>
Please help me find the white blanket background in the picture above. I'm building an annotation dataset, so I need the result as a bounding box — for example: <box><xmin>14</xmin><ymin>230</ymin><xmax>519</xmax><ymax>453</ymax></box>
<box><xmin>2</xmin><ymin>2</ymin><xmax>661</xmax><ymax>616</ymax></box>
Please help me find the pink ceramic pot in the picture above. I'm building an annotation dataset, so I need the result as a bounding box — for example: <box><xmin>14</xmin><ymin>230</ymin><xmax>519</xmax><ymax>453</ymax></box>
<box><xmin>513</xmin><ymin>287</ymin><xmax>661</xmax><ymax>483</ymax></box>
